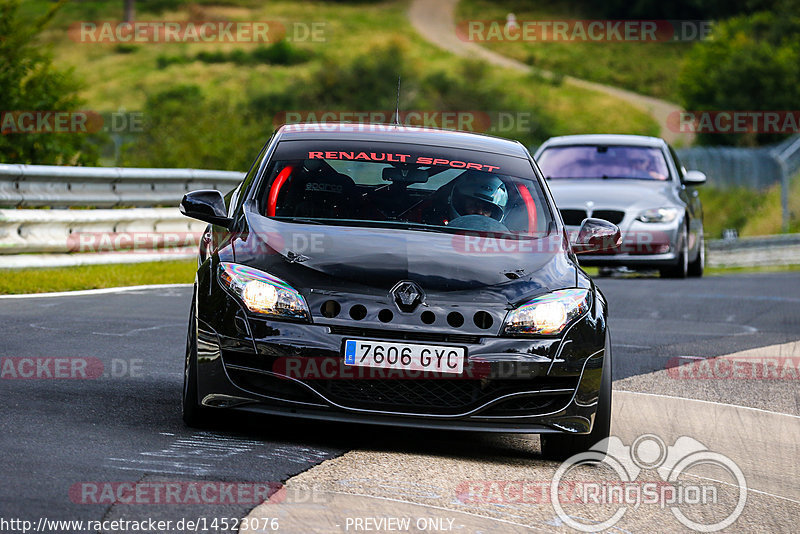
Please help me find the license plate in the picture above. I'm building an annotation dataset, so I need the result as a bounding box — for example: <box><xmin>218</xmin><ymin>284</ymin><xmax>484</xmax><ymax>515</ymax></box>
<box><xmin>343</xmin><ymin>339</ymin><xmax>465</xmax><ymax>374</ymax></box>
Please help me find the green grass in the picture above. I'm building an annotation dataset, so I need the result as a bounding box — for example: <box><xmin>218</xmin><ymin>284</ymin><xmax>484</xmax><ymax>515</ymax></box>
<box><xmin>698</xmin><ymin>170</ymin><xmax>800</xmax><ymax>239</ymax></box>
<box><xmin>27</xmin><ymin>0</ymin><xmax>658</xmax><ymax>144</ymax></box>
<box><xmin>0</xmin><ymin>260</ymin><xmax>196</xmax><ymax>294</ymax></box>
<box><xmin>705</xmin><ymin>264</ymin><xmax>800</xmax><ymax>276</ymax></box>
<box><xmin>457</xmin><ymin>0</ymin><xmax>691</xmax><ymax>102</ymax></box>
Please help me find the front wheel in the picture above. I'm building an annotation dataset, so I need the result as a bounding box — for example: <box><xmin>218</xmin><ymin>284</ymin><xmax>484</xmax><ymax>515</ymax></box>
<box><xmin>182</xmin><ymin>292</ymin><xmax>213</xmax><ymax>427</ymax></box>
<box><xmin>688</xmin><ymin>229</ymin><xmax>704</xmax><ymax>278</ymax></box>
<box><xmin>660</xmin><ymin>225</ymin><xmax>689</xmax><ymax>279</ymax></box>
<box><xmin>541</xmin><ymin>342</ymin><xmax>612</xmax><ymax>461</ymax></box>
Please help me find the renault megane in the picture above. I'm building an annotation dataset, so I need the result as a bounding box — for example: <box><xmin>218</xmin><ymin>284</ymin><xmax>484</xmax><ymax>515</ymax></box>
<box><xmin>179</xmin><ymin>123</ymin><xmax>621</xmax><ymax>458</ymax></box>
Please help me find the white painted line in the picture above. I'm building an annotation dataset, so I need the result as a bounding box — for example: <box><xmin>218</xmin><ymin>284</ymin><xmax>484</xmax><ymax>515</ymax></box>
<box><xmin>0</xmin><ymin>283</ymin><xmax>192</xmax><ymax>299</ymax></box>
<box><xmin>679</xmin><ymin>471</ymin><xmax>800</xmax><ymax>506</ymax></box>
<box><xmin>617</xmin><ymin>390</ymin><xmax>800</xmax><ymax>420</ymax></box>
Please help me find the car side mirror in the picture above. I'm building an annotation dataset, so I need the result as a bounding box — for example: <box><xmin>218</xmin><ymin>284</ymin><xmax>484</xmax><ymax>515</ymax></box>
<box><xmin>682</xmin><ymin>170</ymin><xmax>706</xmax><ymax>185</ymax></box>
<box><xmin>180</xmin><ymin>190</ymin><xmax>232</xmax><ymax>227</ymax></box>
<box><xmin>573</xmin><ymin>218</ymin><xmax>622</xmax><ymax>254</ymax></box>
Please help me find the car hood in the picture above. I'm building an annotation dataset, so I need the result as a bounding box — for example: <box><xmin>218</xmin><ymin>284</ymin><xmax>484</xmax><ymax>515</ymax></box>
<box><xmin>233</xmin><ymin>211</ymin><xmax>576</xmax><ymax>302</ymax></box>
<box><xmin>547</xmin><ymin>179</ymin><xmax>676</xmax><ymax>210</ymax></box>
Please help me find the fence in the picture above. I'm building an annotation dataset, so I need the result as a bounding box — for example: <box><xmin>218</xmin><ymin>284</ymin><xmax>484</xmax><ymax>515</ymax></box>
<box><xmin>676</xmin><ymin>134</ymin><xmax>800</xmax><ymax>231</ymax></box>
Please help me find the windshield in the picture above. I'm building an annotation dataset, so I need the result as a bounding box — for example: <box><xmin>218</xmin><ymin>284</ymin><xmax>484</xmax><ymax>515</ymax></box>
<box><xmin>538</xmin><ymin>145</ymin><xmax>670</xmax><ymax>181</ymax></box>
<box><xmin>256</xmin><ymin>140</ymin><xmax>553</xmax><ymax>237</ymax></box>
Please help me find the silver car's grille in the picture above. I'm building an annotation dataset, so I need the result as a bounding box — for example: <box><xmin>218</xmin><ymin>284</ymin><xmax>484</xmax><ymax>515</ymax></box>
<box><xmin>560</xmin><ymin>209</ymin><xmax>625</xmax><ymax>225</ymax></box>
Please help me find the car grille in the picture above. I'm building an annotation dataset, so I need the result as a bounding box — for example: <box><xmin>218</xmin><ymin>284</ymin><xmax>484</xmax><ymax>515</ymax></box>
<box><xmin>592</xmin><ymin>210</ymin><xmax>625</xmax><ymax>224</ymax></box>
<box><xmin>559</xmin><ymin>209</ymin><xmax>625</xmax><ymax>225</ymax></box>
<box><xmin>307</xmin><ymin>376</ymin><xmax>578</xmax><ymax>415</ymax></box>
<box><xmin>481</xmin><ymin>393</ymin><xmax>569</xmax><ymax>416</ymax></box>
<box><xmin>328</xmin><ymin>326</ymin><xmax>481</xmax><ymax>345</ymax></box>
<box><xmin>560</xmin><ymin>209</ymin><xmax>586</xmax><ymax>226</ymax></box>
<box><xmin>222</xmin><ymin>349</ymin><xmax>578</xmax><ymax>416</ymax></box>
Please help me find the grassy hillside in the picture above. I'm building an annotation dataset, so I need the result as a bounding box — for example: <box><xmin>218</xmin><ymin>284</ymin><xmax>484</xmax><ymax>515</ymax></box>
<box><xmin>457</xmin><ymin>0</ymin><xmax>691</xmax><ymax>102</ymax></box>
<box><xmin>26</xmin><ymin>0</ymin><xmax>658</xmax><ymax>169</ymax></box>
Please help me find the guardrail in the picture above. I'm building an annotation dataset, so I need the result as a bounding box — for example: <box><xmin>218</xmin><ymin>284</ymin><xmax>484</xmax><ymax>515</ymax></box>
<box><xmin>1</xmin><ymin>164</ymin><xmax>799</xmax><ymax>270</ymax></box>
<box><xmin>0</xmin><ymin>164</ymin><xmax>244</xmax><ymax>208</ymax></box>
<box><xmin>707</xmin><ymin>234</ymin><xmax>800</xmax><ymax>268</ymax></box>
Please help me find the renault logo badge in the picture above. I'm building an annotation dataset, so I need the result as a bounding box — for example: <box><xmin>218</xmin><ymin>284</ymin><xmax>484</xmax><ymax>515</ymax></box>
<box><xmin>390</xmin><ymin>281</ymin><xmax>424</xmax><ymax>312</ymax></box>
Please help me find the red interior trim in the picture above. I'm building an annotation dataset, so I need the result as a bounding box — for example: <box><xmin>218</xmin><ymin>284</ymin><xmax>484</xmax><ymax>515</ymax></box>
<box><xmin>516</xmin><ymin>183</ymin><xmax>537</xmax><ymax>234</ymax></box>
<box><xmin>267</xmin><ymin>166</ymin><xmax>293</xmax><ymax>217</ymax></box>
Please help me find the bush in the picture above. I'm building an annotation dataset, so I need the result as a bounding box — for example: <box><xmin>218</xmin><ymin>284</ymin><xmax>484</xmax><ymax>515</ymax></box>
<box><xmin>251</xmin><ymin>40</ymin><xmax>312</xmax><ymax>65</ymax></box>
<box><xmin>114</xmin><ymin>43</ymin><xmax>138</xmax><ymax>54</ymax></box>
<box><xmin>120</xmin><ymin>85</ymin><xmax>267</xmax><ymax>170</ymax></box>
<box><xmin>155</xmin><ymin>54</ymin><xmax>190</xmax><ymax>69</ymax></box>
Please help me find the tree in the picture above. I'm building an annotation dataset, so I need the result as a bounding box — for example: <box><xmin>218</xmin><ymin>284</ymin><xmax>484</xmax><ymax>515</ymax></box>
<box><xmin>123</xmin><ymin>0</ymin><xmax>135</xmax><ymax>23</ymax></box>
<box><xmin>0</xmin><ymin>0</ymin><xmax>98</xmax><ymax>164</ymax></box>
<box><xmin>678</xmin><ymin>11</ymin><xmax>800</xmax><ymax>146</ymax></box>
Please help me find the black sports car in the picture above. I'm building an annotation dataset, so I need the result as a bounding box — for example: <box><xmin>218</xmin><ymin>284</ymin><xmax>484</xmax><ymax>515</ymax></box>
<box><xmin>179</xmin><ymin>124</ymin><xmax>620</xmax><ymax>458</ymax></box>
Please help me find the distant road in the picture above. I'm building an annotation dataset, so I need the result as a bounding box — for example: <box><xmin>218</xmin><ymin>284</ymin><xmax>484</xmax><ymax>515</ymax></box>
<box><xmin>408</xmin><ymin>0</ymin><xmax>694</xmax><ymax>145</ymax></box>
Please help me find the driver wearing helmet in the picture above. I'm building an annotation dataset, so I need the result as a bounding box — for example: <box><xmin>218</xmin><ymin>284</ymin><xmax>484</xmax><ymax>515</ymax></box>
<box><xmin>450</xmin><ymin>171</ymin><xmax>508</xmax><ymax>221</ymax></box>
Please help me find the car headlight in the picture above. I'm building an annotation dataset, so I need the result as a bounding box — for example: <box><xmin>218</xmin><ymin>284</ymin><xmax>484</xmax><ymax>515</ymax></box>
<box><xmin>637</xmin><ymin>207</ymin><xmax>679</xmax><ymax>223</ymax></box>
<box><xmin>502</xmin><ymin>289</ymin><xmax>591</xmax><ymax>336</ymax></box>
<box><xmin>218</xmin><ymin>262</ymin><xmax>309</xmax><ymax>320</ymax></box>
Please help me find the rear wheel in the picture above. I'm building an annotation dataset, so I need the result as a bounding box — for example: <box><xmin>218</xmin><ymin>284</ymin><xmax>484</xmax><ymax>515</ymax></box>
<box><xmin>688</xmin><ymin>229</ymin><xmax>704</xmax><ymax>278</ymax></box>
<box><xmin>660</xmin><ymin>225</ymin><xmax>689</xmax><ymax>279</ymax></box>
<box><xmin>540</xmin><ymin>340</ymin><xmax>612</xmax><ymax>461</ymax></box>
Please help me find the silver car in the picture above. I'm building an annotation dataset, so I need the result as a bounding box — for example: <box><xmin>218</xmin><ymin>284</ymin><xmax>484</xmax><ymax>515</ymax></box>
<box><xmin>534</xmin><ymin>134</ymin><xmax>706</xmax><ymax>278</ymax></box>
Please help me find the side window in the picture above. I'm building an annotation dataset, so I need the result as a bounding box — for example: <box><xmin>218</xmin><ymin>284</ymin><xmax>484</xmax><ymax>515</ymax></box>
<box><xmin>230</xmin><ymin>140</ymin><xmax>271</xmax><ymax>216</ymax></box>
<box><xmin>668</xmin><ymin>146</ymin><xmax>685</xmax><ymax>181</ymax></box>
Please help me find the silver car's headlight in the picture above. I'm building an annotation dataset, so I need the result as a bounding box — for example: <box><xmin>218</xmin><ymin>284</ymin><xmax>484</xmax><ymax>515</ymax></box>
<box><xmin>502</xmin><ymin>289</ymin><xmax>591</xmax><ymax>336</ymax></box>
<box><xmin>218</xmin><ymin>262</ymin><xmax>309</xmax><ymax>320</ymax></box>
<box><xmin>637</xmin><ymin>207</ymin><xmax>679</xmax><ymax>223</ymax></box>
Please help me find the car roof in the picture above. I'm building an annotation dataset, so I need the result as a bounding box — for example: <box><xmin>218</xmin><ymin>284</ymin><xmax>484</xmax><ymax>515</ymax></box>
<box><xmin>539</xmin><ymin>134</ymin><xmax>666</xmax><ymax>149</ymax></box>
<box><xmin>276</xmin><ymin>123</ymin><xmax>530</xmax><ymax>158</ymax></box>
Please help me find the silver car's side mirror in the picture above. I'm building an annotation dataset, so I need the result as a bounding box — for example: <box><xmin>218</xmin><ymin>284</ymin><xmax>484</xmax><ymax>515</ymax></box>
<box><xmin>683</xmin><ymin>170</ymin><xmax>706</xmax><ymax>185</ymax></box>
<box><xmin>573</xmin><ymin>218</ymin><xmax>622</xmax><ymax>254</ymax></box>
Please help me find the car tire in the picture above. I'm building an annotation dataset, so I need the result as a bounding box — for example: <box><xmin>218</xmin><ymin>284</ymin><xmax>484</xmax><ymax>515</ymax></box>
<box><xmin>182</xmin><ymin>291</ymin><xmax>214</xmax><ymax>428</ymax></box>
<box><xmin>688</xmin><ymin>229</ymin><xmax>704</xmax><ymax>278</ymax></box>
<box><xmin>660</xmin><ymin>224</ymin><xmax>689</xmax><ymax>279</ymax></box>
<box><xmin>540</xmin><ymin>337</ymin><xmax>612</xmax><ymax>461</ymax></box>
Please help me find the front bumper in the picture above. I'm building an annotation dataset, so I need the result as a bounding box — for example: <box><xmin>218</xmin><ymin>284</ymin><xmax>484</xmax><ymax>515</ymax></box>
<box><xmin>193</xmin><ymin>272</ymin><xmax>609</xmax><ymax>434</ymax></box>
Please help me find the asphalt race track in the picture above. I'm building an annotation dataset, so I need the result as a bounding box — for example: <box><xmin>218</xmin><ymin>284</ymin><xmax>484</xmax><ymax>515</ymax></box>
<box><xmin>1</xmin><ymin>272</ymin><xmax>798</xmax><ymax>532</ymax></box>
